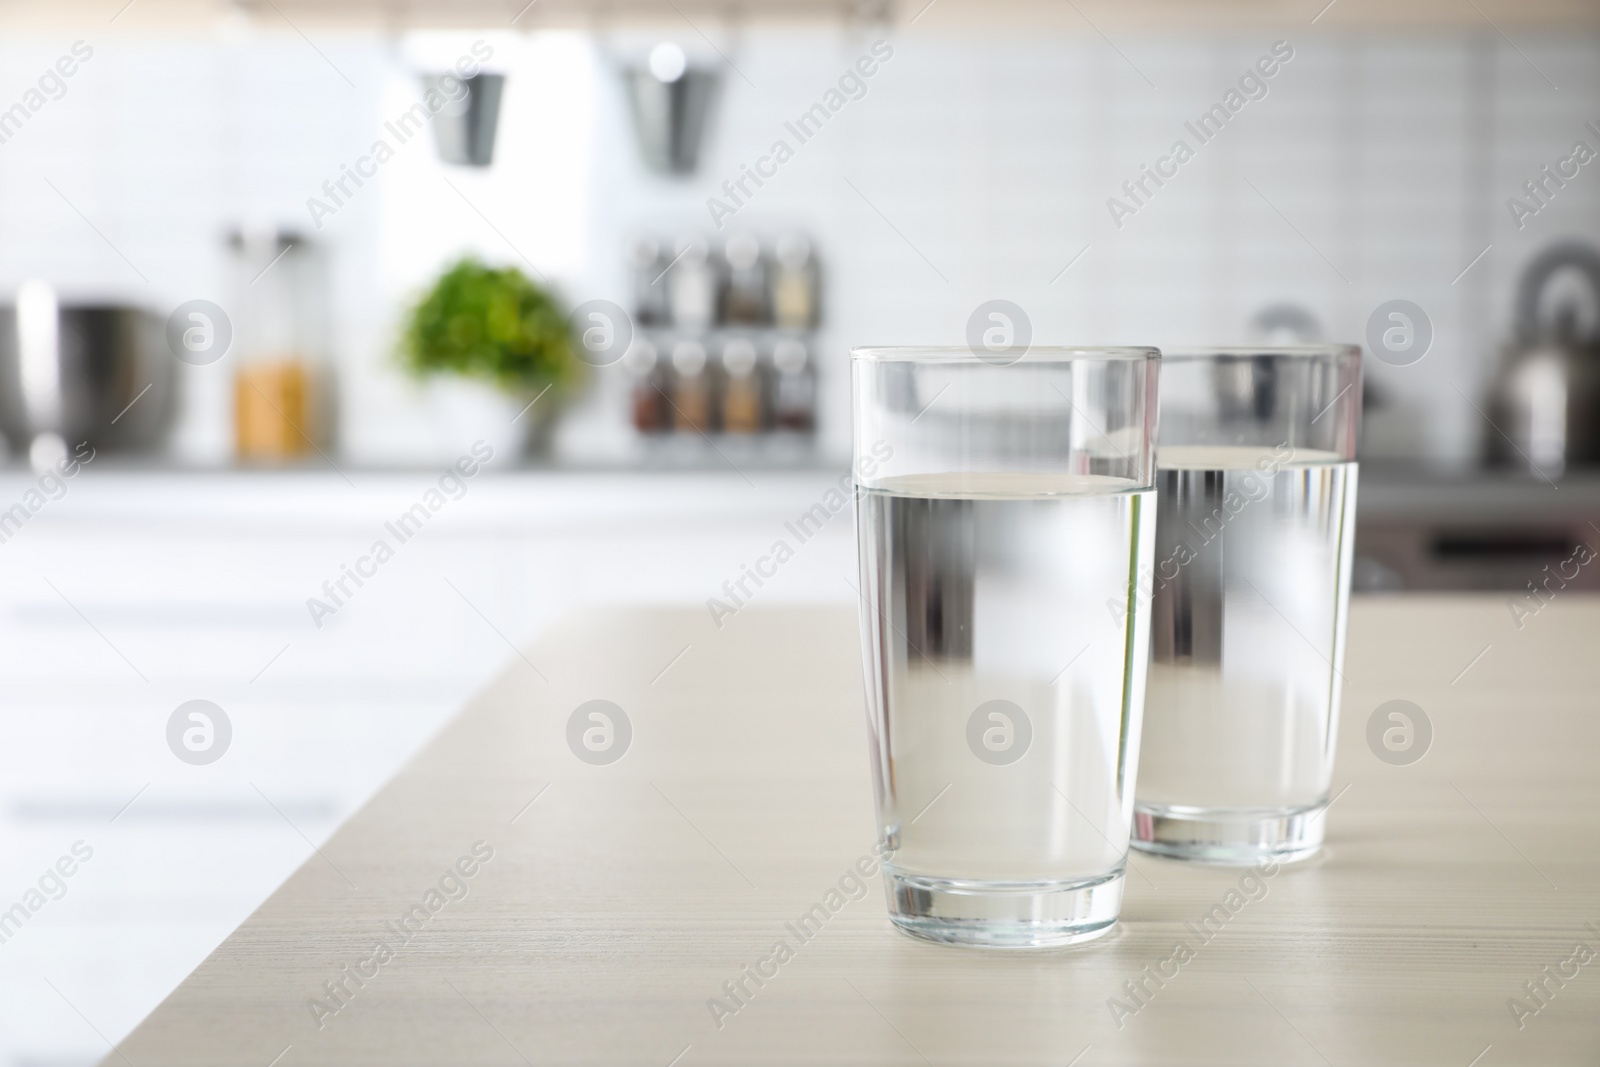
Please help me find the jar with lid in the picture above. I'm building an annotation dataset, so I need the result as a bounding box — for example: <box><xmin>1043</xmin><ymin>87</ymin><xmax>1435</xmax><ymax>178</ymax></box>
<box><xmin>771</xmin><ymin>336</ymin><xmax>814</xmax><ymax>432</ymax></box>
<box><xmin>721</xmin><ymin>233</ymin><xmax>768</xmax><ymax>325</ymax></box>
<box><xmin>771</xmin><ymin>233</ymin><xmax>818</xmax><ymax>330</ymax></box>
<box><xmin>625</xmin><ymin>337</ymin><xmax>666</xmax><ymax>433</ymax></box>
<box><xmin>667</xmin><ymin>235</ymin><xmax>717</xmax><ymax>330</ymax></box>
<box><xmin>628</xmin><ymin>236</ymin><xmax>670</xmax><ymax>327</ymax></box>
<box><xmin>229</xmin><ymin>226</ymin><xmax>331</xmax><ymax>463</ymax></box>
<box><xmin>720</xmin><ymin>337</ymin><xmax>763</xmax><ymax>433</ymax></box>
<box><xmin>670</xmin><ymin>339</ymin><xmax>712</xmax><ymax>432</ymax></box>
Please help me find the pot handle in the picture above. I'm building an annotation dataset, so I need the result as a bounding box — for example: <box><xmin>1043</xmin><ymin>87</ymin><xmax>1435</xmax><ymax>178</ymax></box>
<box><xmin>1515</xmin><ymin>239</ymin><xmax>1600</xmax><ymax>346</ymax></box>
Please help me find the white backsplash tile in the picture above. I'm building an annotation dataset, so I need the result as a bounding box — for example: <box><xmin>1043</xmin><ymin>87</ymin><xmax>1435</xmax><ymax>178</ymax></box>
<box><xmin>0</xmin><ymin>27</ymin><xmax>1592</xmax><ymax>472</ymax></box>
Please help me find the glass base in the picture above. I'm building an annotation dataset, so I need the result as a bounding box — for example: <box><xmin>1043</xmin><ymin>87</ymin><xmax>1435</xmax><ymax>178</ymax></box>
<box><xmin>1130</xmin><ymin>802</ymin><xmax>1326</xmax><ymax>865</ymax></box>
<box><xmin>884</xmin><ymin>868</ymin><xmax>1123</xmax><ymax>948</ymax></box>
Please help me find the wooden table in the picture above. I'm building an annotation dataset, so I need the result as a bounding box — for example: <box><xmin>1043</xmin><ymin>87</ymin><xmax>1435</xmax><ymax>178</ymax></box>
<box><xmin>109</xmin><ymin>596</ymin><xmax>1600</xmax><ymax>1066</ymax></box>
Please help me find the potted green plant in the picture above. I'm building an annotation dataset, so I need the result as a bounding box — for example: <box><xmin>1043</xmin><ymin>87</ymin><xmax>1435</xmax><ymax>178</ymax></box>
<box><xmin>401</xmin><ymin>257</ymin><xmax>581</xmax><ymax>458</ymax></box>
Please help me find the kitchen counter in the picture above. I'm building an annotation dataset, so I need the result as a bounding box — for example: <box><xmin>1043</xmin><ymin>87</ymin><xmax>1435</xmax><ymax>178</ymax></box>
<box><xmin>1356</xmin><ymin>463</ymin><xmax>1600</xmax><ymax>519</ymax></box>
<box><xmin>104</xmin><ymin>595</ymin><xmax>1600</xmax><ymax>1065</ymax></box>
<box><xmin>1351</xmin><ymin>465</ymin><xmax>1600</xmax><ymax>592</ymax></box>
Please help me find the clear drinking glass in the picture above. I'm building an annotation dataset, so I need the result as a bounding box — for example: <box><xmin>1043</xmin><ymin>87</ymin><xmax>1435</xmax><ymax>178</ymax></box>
<box><xmin>852</xmin><ymin>346</ymin><xmax>1160</xmax><ymax>947</ymax></box>
<box><xmin>1132</xmin><ymin>346</ymin><xmax>1361</xmax><ymax>864</ymax></box>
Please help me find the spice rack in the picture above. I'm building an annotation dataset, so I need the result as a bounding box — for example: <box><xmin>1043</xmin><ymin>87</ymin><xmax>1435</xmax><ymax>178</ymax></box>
<box><xmin>622</xmin><ymin>231</ymin><xmax>820</xmax><ymax>457</ymax></box>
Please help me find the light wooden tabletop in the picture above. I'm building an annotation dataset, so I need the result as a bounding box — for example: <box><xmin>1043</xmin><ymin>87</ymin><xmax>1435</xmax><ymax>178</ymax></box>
<box><xmin>109</xmin><ymin>596</ymin><xmax>1600</xmax><ymax>1066</ymax></box>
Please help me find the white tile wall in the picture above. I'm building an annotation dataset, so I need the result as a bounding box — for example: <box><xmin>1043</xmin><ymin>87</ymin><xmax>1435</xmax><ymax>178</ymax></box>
<box><xmin>0</xmin><ymin>25</ymin><xmax>1595</xmax><ymax>470</ymax></box>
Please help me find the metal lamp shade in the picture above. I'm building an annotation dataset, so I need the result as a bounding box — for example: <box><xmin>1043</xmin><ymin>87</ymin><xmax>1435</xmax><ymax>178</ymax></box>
<box><xmin>424</xmin><ymin>73</ymin><xmax>505</xmax><ymax>168</ymax></box>
<box><xmin>623</xmin><ymin>65</ymin><xmax>718</xmax><ymax>175</ymax></box>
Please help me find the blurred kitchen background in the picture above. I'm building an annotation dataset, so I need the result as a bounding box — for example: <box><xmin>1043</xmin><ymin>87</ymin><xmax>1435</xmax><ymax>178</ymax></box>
<box><xmin>1</xmin><ymin>0</ymin><xmax>1598</xmax><ymax>1060</ymax></box>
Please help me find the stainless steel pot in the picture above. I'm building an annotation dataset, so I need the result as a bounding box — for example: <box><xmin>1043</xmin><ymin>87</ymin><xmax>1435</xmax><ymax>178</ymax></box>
<box><xmin>0</xmin><ymin>282</ymin><xmax>173</xmax><ymax>462</ymax></box>
<box><xmin>1486</xmin><ymin>241</ymin><xmax>1600</xmax><ymax>478</ymax></box>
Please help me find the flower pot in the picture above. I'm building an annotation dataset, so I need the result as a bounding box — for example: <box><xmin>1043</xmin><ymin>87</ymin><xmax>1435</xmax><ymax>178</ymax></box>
<box><xmin>430</xmin><ymin>377</ymin><xmax>535</xmax><ymax>462</ymax></box>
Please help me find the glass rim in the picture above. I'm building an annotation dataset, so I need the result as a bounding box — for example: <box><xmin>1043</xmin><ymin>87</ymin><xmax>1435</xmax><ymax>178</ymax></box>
<box><xmin>1160</xmin><ymin>344</ymin><xmax>1361</xmax><ymax>362</ymax></box>
<box><xmin>850</xmin><ymin>345</ymin><xmax>1159</xmax><ymax>363</ymax></box>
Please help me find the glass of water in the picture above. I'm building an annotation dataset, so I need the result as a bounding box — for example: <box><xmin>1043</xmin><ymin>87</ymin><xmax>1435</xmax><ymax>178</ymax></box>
<box><xmin>852</xmin><ymin>346</ymin><xmax>1160</xmax><ymax>947</ymax></box>
<box><xmin>1132</xmin><ymin>346</ymin><xmax>1361</xmax><ymax>865</ymax></box>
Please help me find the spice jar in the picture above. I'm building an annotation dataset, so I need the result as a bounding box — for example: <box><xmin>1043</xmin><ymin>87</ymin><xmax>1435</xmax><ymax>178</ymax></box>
<box><xmin>628</xmin><ymin>236</ymin><xmax>670</xmax><ymax>327</ymax></box>
<box><xmin>721</xmin><ymin>232</ymin><xmax>768</xmax><ymax>325</ymax></box>
<box><xmin>625</xmin><ymin>338</ymin><xmax>666</xmax><ymax>433</ymax></box>
<box><xmin>670</xmin><ymin>339</ymin><xmax>712</xmax><ymax>432</ymax></box>
<box><xmin>771</xmin><ymin>336</ymin><xmax>814</xmax><ymax>432</ymax></box>
<box><xmin>667</xmin><ymin>235</ymin><xmax>716</xmax><ymax>330</ymax></box>
<box><xmin>720</xmin><ymin>337</ymin><xmax>763</xmax><ymax>433</ymax></box>
<box><xmin>771</xmin><ymin>233</ymin><xmax>818</xmax><ymax>330</ymax></box>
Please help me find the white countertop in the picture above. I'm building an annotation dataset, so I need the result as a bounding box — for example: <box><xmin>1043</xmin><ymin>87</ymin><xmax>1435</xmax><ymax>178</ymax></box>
<box><xmin>110</xmin><ymin>598</ymin><xmax>1600</xmax><ymax>1065</ymax></box>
